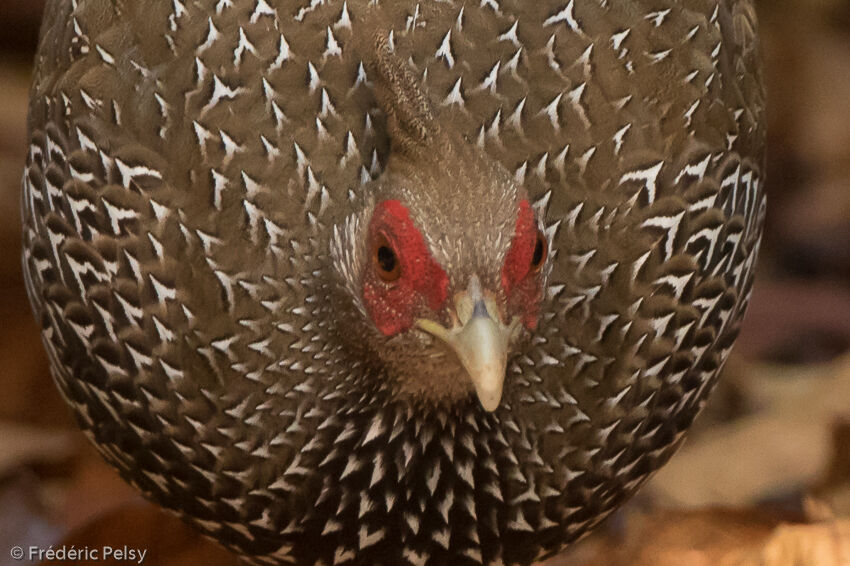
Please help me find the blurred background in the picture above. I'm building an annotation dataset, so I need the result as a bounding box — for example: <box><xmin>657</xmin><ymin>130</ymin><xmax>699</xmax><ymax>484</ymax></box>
<box><xmin>0</xmin><ymin>1</ymin><xmax>848</xmax><ymax>565</ymax></box>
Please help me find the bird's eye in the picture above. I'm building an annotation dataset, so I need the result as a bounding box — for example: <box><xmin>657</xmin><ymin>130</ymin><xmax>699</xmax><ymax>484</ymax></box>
<box><xmin>373</xmin><ymin>233</ymin><xmax>401</xmax><ymax>282</ymax></box>
<box><xmin>530</xmin><ymin>229</ymin><xmax>547</xmax><ymax>273</ymax></box>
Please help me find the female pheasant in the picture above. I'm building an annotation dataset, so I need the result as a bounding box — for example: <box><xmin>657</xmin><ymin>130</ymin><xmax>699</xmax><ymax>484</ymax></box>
<box><xmin>22</xmin><ymin>0</ymin><xmax>765</xmax><ymax>564</ymax></box>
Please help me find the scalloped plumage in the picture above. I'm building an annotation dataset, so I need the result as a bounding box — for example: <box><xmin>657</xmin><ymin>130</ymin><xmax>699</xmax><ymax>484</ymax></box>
<box><xmin>22</xmin><ymin>1</ymin><xmax>765</xmax><ymax>564</ymax></box>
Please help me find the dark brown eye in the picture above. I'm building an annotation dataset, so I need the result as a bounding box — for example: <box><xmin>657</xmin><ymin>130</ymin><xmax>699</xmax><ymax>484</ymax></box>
<box><xmin>531</xmin><ymin>229</ymin><xmax>547</xmax><ymax>273</ymax></box>
<box><xmin>373</xmin><ymin>233</ymin><xmax>401</xmax><ymax>282</ymax></box>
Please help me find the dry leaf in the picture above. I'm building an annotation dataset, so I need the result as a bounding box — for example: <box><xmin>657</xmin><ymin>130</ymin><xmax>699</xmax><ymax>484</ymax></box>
<box><xmin>545</xmin><ymin>508</ymin><xmax>793</xmax><ymax>566</ymax></box>
<box><xmin>647</xmin><ymin>355</ymin><xmax>850</xmax><ymax>508</ymax></box>
<box><xmin>748</xmin><ymin>521</ymin><xmax>850</xmax><ymax>566</ymax></box>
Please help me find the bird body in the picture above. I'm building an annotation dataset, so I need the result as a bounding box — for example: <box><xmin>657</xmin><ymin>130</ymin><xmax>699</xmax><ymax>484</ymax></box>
<box><xmin>22</xmin><ymin>1</ymin><xmax>764</xmax><ymax>564</ymax></box>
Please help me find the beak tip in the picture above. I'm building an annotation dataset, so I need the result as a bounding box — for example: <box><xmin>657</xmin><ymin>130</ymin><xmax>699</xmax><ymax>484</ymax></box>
<box><xmin>474</xmin><ymin>386</ymin><xmax>504</xmax><ymax>412</ymax></box>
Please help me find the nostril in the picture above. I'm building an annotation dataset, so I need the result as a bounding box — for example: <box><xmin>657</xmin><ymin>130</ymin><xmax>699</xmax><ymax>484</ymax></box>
<box><xmin>472</xmin><ymin>299</ymin><xmax>489</xmax><ymax>319</ymax></box>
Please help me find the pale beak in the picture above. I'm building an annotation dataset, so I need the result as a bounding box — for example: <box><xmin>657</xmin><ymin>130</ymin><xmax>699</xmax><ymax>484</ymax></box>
<box><xmin>416</xmin><ymin>276</ymin><xmax>521</xmax><ymax>412</ymax></box>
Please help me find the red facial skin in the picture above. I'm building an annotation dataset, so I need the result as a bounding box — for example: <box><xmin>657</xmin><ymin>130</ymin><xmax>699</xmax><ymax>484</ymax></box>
<box><xmin>363</xmin><ymin>200</ymin><xmax>449</xmax><ymax>336</ymax></box>
<box><xmin>501</xmin><ymin>199</ymin><xmax>543</xmax><ymax>330</ymax></box>
<box><xmin>363</xmin><ymin>199</ymin><xmax>544</xmax><ymax>336</ymax></box>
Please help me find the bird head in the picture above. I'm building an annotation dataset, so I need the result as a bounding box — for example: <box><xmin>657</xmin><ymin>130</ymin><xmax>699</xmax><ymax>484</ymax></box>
<box><xmin>330</xmin><ymin>34</ymin><xmax>550</xmax><ymax>412</ymax></box>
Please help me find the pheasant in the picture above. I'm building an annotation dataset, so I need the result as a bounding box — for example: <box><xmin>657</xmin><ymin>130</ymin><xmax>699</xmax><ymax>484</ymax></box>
<box><xmin>21</xmin><ymin>1</ymin><xmax>765</xmax><ymax>564</ymax></box>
